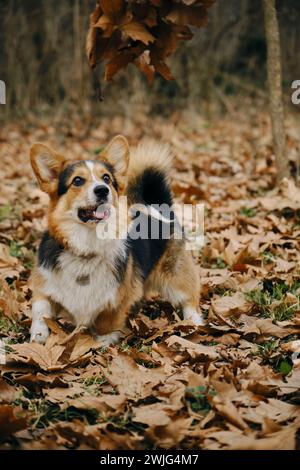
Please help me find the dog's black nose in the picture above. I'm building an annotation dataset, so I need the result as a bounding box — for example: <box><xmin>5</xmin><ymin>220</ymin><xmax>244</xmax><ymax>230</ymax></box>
<box><xmin>94</xmin><ymin>185</ymin><xmax>109</xmax><ymax>200</ymax></box>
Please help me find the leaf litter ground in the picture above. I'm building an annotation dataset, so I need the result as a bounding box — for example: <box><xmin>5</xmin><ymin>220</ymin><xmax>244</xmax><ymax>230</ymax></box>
<box><xmin>0</xmin><ymin>105</ymin><xmax>299</xmax><ymax>449</ymax></box>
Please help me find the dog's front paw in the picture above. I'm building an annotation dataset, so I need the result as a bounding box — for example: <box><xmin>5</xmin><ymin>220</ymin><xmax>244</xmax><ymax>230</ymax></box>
<box><xmin>183</xmin><ymin>307</ymin><xmax>205</xmax><ymax>326</ymax></box>
<box><xmin>30</xmin><ymin>320</ymin><xmax>50</xmax><ymax>344</ymax></box>
<box><xmin>95</xmin><ymin>331</ymin><xmax>122</xmax><ymax>347</ymax></box>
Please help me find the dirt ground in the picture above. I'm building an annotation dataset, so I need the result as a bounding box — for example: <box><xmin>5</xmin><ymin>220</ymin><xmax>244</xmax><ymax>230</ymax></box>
<box><xmin>0</xmin><ymin>103</ymin><xmax>299</xmax><ymax>449</ymax></box>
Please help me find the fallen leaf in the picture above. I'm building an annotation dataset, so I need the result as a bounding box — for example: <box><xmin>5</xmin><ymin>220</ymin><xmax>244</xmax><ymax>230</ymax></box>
<box><xmin>8</xmin><ymin>342</ymin><xmax>66</xmax><ymax>371</ymax></box>
<box><xmin>103</xmin><ymin>351</ymin><xmax>172</xmax><ymax>399</ymax></box>
<box><xmin>211</xmin><ymin>292</ymin><xmax>251</xmax><ymax>318</ymax></box>
<box><xmin>0</xmin><ymin>405</ymin><xmax>28</xmax><ymax>436</ymax></box>
<box><xmin>165</xmin><ymin>335</ymin><xmax>218</xmax><ymax>360</ymax></box>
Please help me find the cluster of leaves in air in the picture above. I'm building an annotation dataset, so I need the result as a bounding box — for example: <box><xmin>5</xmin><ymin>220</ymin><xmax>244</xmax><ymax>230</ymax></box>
<box><xmin>86</xmin><ymin>0</ymin><xmax>215</xmax><ymax>82</ymax></box>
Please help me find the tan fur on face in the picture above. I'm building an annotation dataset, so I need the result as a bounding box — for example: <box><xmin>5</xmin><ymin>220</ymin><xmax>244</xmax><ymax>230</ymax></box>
<box><xmin>30</xmin><ymin>136</ymin><xmax>130</xmax><ymax>251</ymax></box>
<box><xmin>47</xmin><ymin>161</ymin><xmax>119</xmax><ymax>247</ymax></box>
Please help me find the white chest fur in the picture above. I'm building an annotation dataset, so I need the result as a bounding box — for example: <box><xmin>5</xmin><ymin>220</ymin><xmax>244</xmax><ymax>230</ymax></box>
<box><xmin>40</xmin><ymin>243</ymin><xmax>125</xmax><ymax>326</ymax></box>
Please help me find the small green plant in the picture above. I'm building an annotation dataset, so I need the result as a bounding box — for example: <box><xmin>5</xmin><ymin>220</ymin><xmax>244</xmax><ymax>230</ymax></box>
<box><xmin>81</xmin><ymin>375</ymin><xmax>107</xmax><ymax>387</ymax></box>
<box><xmin>8</xmin><ymin>241</ymin><xmax>34</xmax><ymax>270</ymax></box>
<box><xmin>119</xmin><ymin>341</ymin><xmax>132</xmax><ymax>352</ymax></box>
<box><xmin>25</xmin><ymin>399</ymin><xmax>98</xmax><ymax>429</ymax></box>
<box><xmin>211</xmin><ymin>257</ymin><xmax>227</xmax><ymax>269</ymax></box>
<box><xmin>99</xmin><ymin>411</ymin><xmax>146</xmax><ymax>434</ymax></box>
<box><xmin>92</xmin><ymin>146</ymin><xmax>105</xmax><ymax>155</ymax></box>
<box><xmin>136</xmin><ymin>343</ymin><xmax>152</xmax><ymax>354</ymax></box>
<box><xmin>254</xmin><ymin>340</ymin><xmax>279</xmax><ymax>360</ymax></box>
<box><xmin>185</xmin><ymin>386</ymin><xmax>216</xmax><ymax>414</ymax></box>
<box><xmin>0</xmin><ymin>311</ymin><xmax>23</xmax><ymax>337</ymax></box>
<box><xmin>246</xmin><ymin>280</ymin><xmax>300</xmax><ymax>322</ymax></box>
<box><xmin>0</xmin><ymin>204</ymin><xmax>12</xmax><ymax>222</ymax></box>
<box><xmin>79</xmin><ymin>375</ymin><xmax>107</xmax><ymax>396</ymax></box>
<box><xmin>101</xmin><ymin>412</ymin><xmax>129</xmax><ymax>427</ymax></box>
<box><xmin>213</xmin><ymin>287</ymin><xmax>235</xmax><ymax>297</ymax></box>
<box><xmin>262</xmin><ymin>250</ymin><xmax>275</xmax><ymax>264</ymax></box>
<box><xmin>15</xmin><ymin>388</ymin><xmax>99</xmax><ymax>428</ymax></box>
<box><xmin>277</xmin><ymin>359</ymin><xmax>293</xmax><ymax>376</ymax></box>
<box><xmin>136</xmin><ymin>359</ymin><xmax>157</xmax><ymax>369</ymax></box>
<box><xmin>240</xmin><ymin>206</ymin><xmax>256</xmax><ymax>218</ymax></box>
<box><xmin>252</xmin><ymin>339</ymin><xmax>293</xmax><ymax>375</ymax></box>
<box><xmin>23</xmin><ymin>259</ymin><xmax>34</xmax><ymax>270</ymax></box>
<box><xmin>120</xmin><ymin>339</ymin><xmax>153</xmax><ymax>355</ymax></box>
<box><xmin>9</xmin><ymin>241</ymin><xmax>22</xmax><ymax>259</ymax></box>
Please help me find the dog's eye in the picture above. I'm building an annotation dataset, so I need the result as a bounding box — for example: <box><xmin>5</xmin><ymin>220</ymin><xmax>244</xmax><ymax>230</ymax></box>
<box><xmin>103</xmin><ymin>174</ymin><xmax>110</xmax><ymax>184</ymax></box>
<box><xmin>72</xmin><ymin>176</ymin><xmax>85</xmax><ymax>187</ymax></box>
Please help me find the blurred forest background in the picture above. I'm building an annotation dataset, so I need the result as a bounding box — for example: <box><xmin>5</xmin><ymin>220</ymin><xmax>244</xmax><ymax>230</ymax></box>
<box><xmin>0</xmin><ymin>0</ymin><xmax>299</xmax><ymax>122</ymax></box>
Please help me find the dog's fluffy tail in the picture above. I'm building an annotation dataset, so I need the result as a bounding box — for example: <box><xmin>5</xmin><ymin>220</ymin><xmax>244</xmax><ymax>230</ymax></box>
<box><xmin>127</xmin><ymin>139</ymin><xmax>173</xmax><ymax>206</ymax></box>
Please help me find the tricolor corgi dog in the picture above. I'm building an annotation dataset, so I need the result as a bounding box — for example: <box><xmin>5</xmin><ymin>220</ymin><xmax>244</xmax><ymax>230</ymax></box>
<box><xmin>29</xmin><ymin>136</ymin><xmax>204</xmax><ymax>346</ymax></box>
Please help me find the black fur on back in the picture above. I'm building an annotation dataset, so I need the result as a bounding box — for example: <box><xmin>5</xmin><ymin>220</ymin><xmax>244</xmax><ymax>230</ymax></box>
<box><xmin>128</xmin><ymin>219</ymin><xmax>172</xmax><ymax>279</ymax></box>
<box><xmin>127</xmin><ymin>167</ymin><xmax>173</xmax><ymax>206</ymax></box>
<box><xmin>127</xmin><ymin>167</ymin><xmax>174</xmax><ymax>279</ymax></box>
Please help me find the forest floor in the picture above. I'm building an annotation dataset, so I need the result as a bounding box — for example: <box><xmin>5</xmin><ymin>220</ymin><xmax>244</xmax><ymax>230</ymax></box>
<box><xmin>0</xmin><ymin>103</ymin><xmax>300</xmax><ymax>450</ymax></box>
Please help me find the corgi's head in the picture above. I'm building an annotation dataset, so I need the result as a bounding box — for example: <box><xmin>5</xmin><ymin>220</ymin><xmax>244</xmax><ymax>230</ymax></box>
<box><xmin>30</xmin><ymin>135</ymin><xmax>129</xmax><ymax>248</ymax></box>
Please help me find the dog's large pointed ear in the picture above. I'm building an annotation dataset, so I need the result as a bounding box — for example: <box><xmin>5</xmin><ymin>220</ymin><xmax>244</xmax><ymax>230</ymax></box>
<box><xmin>101</xmin><ymin>135</ymin><xmax>129</xmax><ymax>180</ymax></box>
<box><xmin>30</xmin><ymin>143</ymin><xmax>64</xmax><ymax>194</ymax></box>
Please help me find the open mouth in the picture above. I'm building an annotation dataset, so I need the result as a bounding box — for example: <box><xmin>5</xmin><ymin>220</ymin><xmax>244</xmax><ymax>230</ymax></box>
<box><xmin>78</xmin><ymin>205</ymin><xmax>110</xmax><ymax>223</ymax></box>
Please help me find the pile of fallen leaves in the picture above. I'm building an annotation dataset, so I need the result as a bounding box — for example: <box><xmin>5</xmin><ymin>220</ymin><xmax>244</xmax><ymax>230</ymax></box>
<box><xmin>87</xmin><ymin>0</ymin><xmax>214</xmax><ymax>81</ymax></box>
<box><xmin>0</xmin><ymin>103</ymin><xmax>300</xmax><ymax>449</ymax></box>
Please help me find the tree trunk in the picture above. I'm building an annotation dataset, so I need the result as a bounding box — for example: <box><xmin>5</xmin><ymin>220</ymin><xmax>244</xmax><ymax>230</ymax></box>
<box><xmin>263</xmin><ymin>0</ymin><xmax>289</xmax><ymax>182</ymax></box>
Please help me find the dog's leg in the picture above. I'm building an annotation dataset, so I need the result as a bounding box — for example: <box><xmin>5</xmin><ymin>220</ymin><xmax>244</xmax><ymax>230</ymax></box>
<box><xmin>146</xmin><ymin>242</ymin><xmax>205</xmax><ymax>326</ymax></box>
<box><xmin>94</xmin><ymin>331</ymin><xmax>123</xmax><ymax>347</ymax></box>
<box><xmin>182</xmin><ymin>303</ymin><xmax>205</xmax><ymax>325</ymax></box>
<box><xmin>92</xmin><ymin>307</ymin><xmax>128</xmax><ymax>347</ymax></box>
<box><xmin>146</xmin><ymin>277</ymin><xmax>205</xmax><ymax>326</ymax></box>
<box><xmin>30</xmin><ymin>296</ymin><xmax>54</xmax><ymax>344</ymax></box>
<box><xmin>161</xmin><ymin>285</ymin><xmax>205</xmax><ymax>326</ymax></box>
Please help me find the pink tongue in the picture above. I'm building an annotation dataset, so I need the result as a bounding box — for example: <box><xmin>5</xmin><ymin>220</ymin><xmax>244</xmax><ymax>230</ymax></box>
<box><xmin>93</xmin><ymin>209</ymin><xmax>109</xmax><ymax>220</ymax></box>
